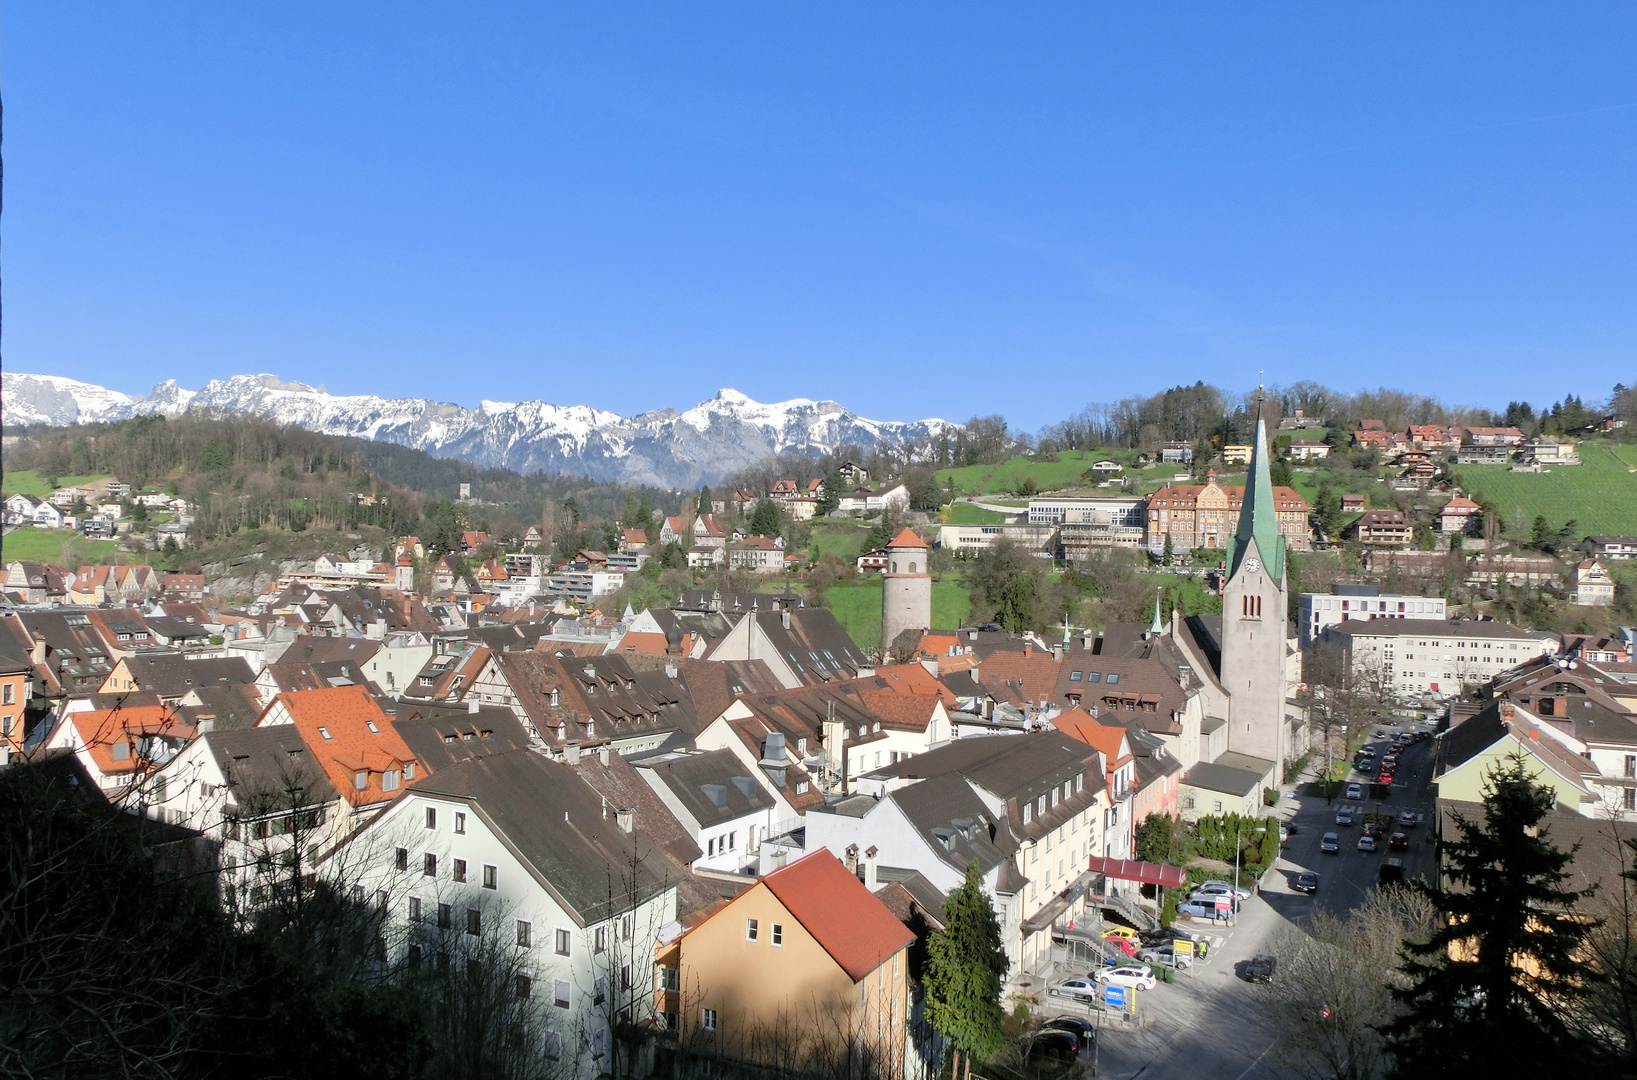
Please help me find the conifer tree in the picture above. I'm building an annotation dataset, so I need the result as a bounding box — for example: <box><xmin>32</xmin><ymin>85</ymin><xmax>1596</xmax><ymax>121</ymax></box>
<box><xmin>1385</xmin><ymin>757</ymin><xmax>1599</xmax><ymax>1077</ymax></box>
<box><xmin>924</xmin><ymin>860</ymin><xmax>1009</xmax><ymax>1080</ymax></box>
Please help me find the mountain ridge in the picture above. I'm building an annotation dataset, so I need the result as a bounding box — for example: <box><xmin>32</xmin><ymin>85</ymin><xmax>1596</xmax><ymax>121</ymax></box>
<box><xmin>1</xmin><ymin>372</ymin><xmax>952</xmax><ymax>488</ymax></box>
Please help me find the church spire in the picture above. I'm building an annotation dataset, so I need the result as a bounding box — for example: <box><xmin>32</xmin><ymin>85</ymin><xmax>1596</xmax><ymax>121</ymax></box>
<box><xmin>1230</xmin><ymin>390</ymin><xmax>1284</xmax><ymax>579</ymax></box>
<box><xmin>1149</xmin><ymin>588</ymin><xmax>1164</xmax><ymax>635</ymax></box>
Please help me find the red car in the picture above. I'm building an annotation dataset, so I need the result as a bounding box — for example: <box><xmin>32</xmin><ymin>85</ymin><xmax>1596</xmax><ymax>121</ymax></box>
<box><xmin>1112</xmin><ymin>935</ymin><xmax>1139</xmax><ymax>958</ymax></box>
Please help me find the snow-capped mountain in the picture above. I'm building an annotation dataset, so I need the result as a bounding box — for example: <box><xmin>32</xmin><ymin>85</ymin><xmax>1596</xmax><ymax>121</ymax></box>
<box><xmin>1</xmin><ymin>372</ymin><xmax>952</xmax><ymax>487</ymax></box>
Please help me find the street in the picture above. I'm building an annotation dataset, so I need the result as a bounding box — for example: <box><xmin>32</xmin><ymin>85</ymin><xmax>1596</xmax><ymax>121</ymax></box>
<box><xmin>1045</xmin><ymin>719</ymin><xmax>1439</xmax><ymax>1079</ymax></box>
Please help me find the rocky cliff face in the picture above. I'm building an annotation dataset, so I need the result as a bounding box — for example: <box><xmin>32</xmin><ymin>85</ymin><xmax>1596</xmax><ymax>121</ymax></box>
<box><xmin>2</xmin><ymin>372</ymin><xmax>950</xmax><ymax>487</ymax></box>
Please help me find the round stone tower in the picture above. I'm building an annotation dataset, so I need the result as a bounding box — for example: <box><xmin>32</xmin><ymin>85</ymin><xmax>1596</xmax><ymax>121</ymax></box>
<box><xmin>880</xmin><ymin>527</ymin><xmax>931</xmax><ymax>658</ymax></box>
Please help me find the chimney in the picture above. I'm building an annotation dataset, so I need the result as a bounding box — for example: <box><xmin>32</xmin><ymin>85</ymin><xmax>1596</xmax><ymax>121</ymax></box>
<box><xmin>30</xmin><ymin>639</ymin><xmax>46</xmax><ymax>665</ymax></box>
<box><xmin>565</xmin><ymin>741</ymin><xmax>581</xmax><ymax>764</ymax></box>
<box><xmin>782</xmin><ymin>607</ymin><xmax>791</xmax><ymax>631</ymax></box>
<box><xmin>863</xmin><ymin>845</ymin><xmax>879</xmax><ymax>891</ymax></box>
<box><xmin>468</xmin><ymin>698</ymin><xmax>480</xmax><ymax>714</ymax></box>
<box><xmin>1051</xmin><ymin>645</ymin><xmax>1063</xmax><ymax>661</ymax></box>
<box><xmin>599</xmin><ymin>745</ymin><xmax>610</xmax><ymax>767</ymax></box>
<box><xmin>845</xmin><ymin>844</ymin><xmax>859</xmax><ymax>874</ymax></box>
<box><xmin>616</xmin><ymin>808</ymin><xmax>634</xmax><ymax>833</ymax></box>
<box><xmin>664</xmin><ymin>662</ymin><xmax>677</xmax><ymax>679</ymax></box>
<box><xmin>1023</xmin><ymin>644</ymin><xmax>1032</xmax><ymax>657</ymax></box>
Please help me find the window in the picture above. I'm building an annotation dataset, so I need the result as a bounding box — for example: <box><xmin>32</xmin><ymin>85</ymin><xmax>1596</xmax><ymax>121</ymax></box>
<box><xmin>425</xmin><ymin>807</ymin><xmax>437</xmax><ymax>830</ymax></box>
<box><xmin>595</xmin><ymin>926</ymin><xmax>609</xmax><ymax>953</ymax></box>
<box><xmin>1022</xmin><ymin>803</ymin><xmax>1032</xmax><ymax>824</ymax></box>
<box><xmin>1070</xmin><ymin>671</ymin><xmax>1082</xmax><ymax>682</ymax></box>
<box><xmin>1625</xmin><ymin>788</ymin><xmax>1636</xmax><ymax>812</ymax></box>
<box><xmin>660</xmin><ymin>965</ymin><xmax>680</xmax><ymax>991</ymax></box>
<box><xmin>594</xmin><ymin>976</ymin><xmax>607</xmax><ymax>1006</ymax></box>
<box><xmin>746</xmin><ymin>918</ymin><xmax>759</xmax><ymax>942</ymax></box>
<box><xmin>702</xmin><ymin>1008</ymin><xmax>718</xmax><ymax>1033</ymax></box>
<box><xmin>516</xmin><ymin>974</ymin><xmax>532</xmax><ymax>1000</ymax></box>
<box><xmin>516</xmin><ymin>920</ymin><xmax>531</xmax><ymax>947</ymax></box>
<box><xmin>1106</xmin><ymin>673</ymin><xmax>1119</xmax><ymax>685</ymax></box>
<box><xmin>554</xmin><ymin>979</ymin><xmax>571</xmax><ymax>1009</ymax></box>
<box><xmin>483</xmin><ymin>864</ymin><xmax>497</xmax><ymax>889</ymax></box>
<box><xmin>555</xmin><ymin>928</ymin><xmax>571</xmax><ymax>956</ymax></box>
<box><xmin>366</xmin><ymin>719</ymin><xmax>379</xmax><ymax>733</ymax></box>
<box><xmin>437</xmin><ymin>902</ymin><xmax>452</xmax><ymax>929</ymax></box>
<box><xmin>466</xmin><ymin>909</ymin><xmax>481</xmax><ymax>936</ymax></box>
<box><xmin>771</xmin><ymin>923</ymin><xmax>783</xmax><ymax>947</ymax></box>
<box><xmin>395</xmin><ymin>847</ymin><xmax>409</xmax><ymax>871</ymax></box>
<box><xmin>403</xmin><ymin>762</ymin><xmax>415</xmax><ymax>781</ymax></box>
<box><xmin>423</xmin><ymin>853</ymin><xmax>437</xmax><ymax>877</ymax></box>
<box><xmin>409</xmin><ymin>896</ymin><xmax>422</xmax><ymax>922</ymax></box>
<box><xmin>382</xmin><ymin>770</ymin><xmax>399</xmax><ymax>792</ymax></box>
<box><xmin>317</xmin><ymin>726</ymin><xmax>332</xmax><ymax>741</ymax></box>
<box><xmin>621</xmin><ymin>914</ymin><xmax>633</xmax><ymax>941</ymax></box>
<box><xmin>354</xmin><ymin>771</ymin><xmax>368</xmax><ymax>791</ymax></box>
<box><xmin>454</xmin><ymin>812</ymin><xmax>466</xmax><ymax>835</ymax></box>
<box><xmin>453</xmin><ymin>859</ymin><xmax>467</xmax><ymax>883</ymax></box>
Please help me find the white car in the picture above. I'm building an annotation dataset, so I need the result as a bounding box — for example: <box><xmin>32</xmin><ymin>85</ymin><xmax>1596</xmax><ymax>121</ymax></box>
<box><xmin>1346</xmin><ymin>783</ymin><xmax>1364</xmax><ymax>800</ymax></box>
<box><xmin>1048</xmin><ymin>976</ymin><xmax>1100</xmax><ymax>1001</ymax></box>
<box><xmin>1094</xmin><ymin>965</ymin><xmax>1157</xmax><ymax>991</ymax></box>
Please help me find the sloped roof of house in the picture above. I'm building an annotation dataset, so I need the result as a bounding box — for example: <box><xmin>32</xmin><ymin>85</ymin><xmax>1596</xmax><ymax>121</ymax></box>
<box><xmin>641</xmin><ymin>747</ymin><xmax>776</xmax><ymax>826</ymax></box>
<box><xmin>405</xmin><ymin>749</ymin><xmax>683</xmax><ymax>925</ymax></box>
<box><xmin>390</xmin><ymin>704</ymin><xmax>534</xmax><ymax>769</ymax></box>
<box><xmin>120</xmin><ymin>652</ymin><xmax>256</xmax><ymax>698</ymax></box>
<box><xmin>887</xmin><ymin>528</ymin><xmax>927</xmax><ymax>550</ymax></box>
<box><xmin>759</xmin><ymin>850</ymin><xmax>916</xmax><ymax>981</ymax></box>
<box><xmin>266</xmin><ymin>685</ymin><xmax>418</xmax><ymax>806</ymax></box>
<box><xmin>69</xmin><ymin>704</ymin><xmax>195</xmax><ymax>779</ymax></box>
<box><xmin>201</xmin><ymin>725</ymin><xmax>339</xmax><ymax>808</ymax></box>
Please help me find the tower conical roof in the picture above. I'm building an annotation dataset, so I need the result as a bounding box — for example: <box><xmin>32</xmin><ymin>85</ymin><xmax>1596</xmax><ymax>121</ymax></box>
<box><xmin>1230</xmin><ymin>404</ymin><xmax>1284</xmax><ymax>579</ymax></box>
<box><xmin>1149</xmin><ymin>589</ymin><xmax>1164</xmax><ymax>635</ymax></box>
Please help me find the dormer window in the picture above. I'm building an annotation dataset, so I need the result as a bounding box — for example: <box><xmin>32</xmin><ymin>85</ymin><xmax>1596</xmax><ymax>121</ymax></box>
<box><xmin>550</xmin><ymin>689</ymin><xmax>560</xmax><ymax>707</ymax></box>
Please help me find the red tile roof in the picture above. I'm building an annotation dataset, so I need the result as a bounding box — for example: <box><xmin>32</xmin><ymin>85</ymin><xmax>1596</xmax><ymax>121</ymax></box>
<box><xmin>759</xmin><ymin>850</ymin><xmax>915</xmax><ymax>981</ymax></box>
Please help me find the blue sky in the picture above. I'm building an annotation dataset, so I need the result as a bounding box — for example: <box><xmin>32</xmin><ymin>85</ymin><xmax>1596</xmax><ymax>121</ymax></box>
<box><xmin>7</xmin><ymin>4</ymin><xmax>1635</xmax><ymax>429</ymax></box>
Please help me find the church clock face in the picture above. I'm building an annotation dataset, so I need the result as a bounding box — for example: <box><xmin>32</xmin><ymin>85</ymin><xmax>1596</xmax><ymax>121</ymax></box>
<box><xmin>1243</xmin><ymin>557</ymin><xmax>1261</xmax><ymax>574</ymax></box>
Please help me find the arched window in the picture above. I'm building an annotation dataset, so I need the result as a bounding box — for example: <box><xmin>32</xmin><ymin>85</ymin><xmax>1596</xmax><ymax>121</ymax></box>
<box><xmin>908</xmin><ymin>562</ymin><xmax>917</xmax><ymax>573</ymax></box>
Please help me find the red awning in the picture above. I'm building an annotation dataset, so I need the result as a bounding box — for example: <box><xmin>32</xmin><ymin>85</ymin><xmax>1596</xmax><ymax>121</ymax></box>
<box><xmin>1086</xmin><ymin>857</ymin><xmax>1187</xmax><ymax>889</ymax></box>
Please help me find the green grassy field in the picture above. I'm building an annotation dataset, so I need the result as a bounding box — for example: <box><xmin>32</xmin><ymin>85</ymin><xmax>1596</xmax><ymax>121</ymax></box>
<box><xmin>941</xmin><ymin>502</ymin><xmax>1009</xmax><ymax>525</ymax></box>
<box><xmin>825</xmin><ymin>580</ymin><xmax>972</xmax><ymax>653</ymax></box>
<box><xmin>808</xmin><ymin>523</ymin><xmax>870</xmax><ymax>564</ymax></box>
<box><xmin>1145</xmin><ymin>572</ymin><xmax>1225</xmax><ymax>617</ymax></box>
<box><xmin>0</xmin><ymin>528</ymin><xmax>120</xmax><ymax>565</ymax></box>
<box><xmin>1453</xmin><ymin>441</ymin><xmax>1637</xmax><ymax>537</ymax></box>
<box><xmin>1</xmin><ymin>471</ymin><xmax>113</xmax><ymax>498</ymax></box>
<box><xmin>936</xmin><ymin>449</ymin><xmax>1159</xmax><ymax>497</ymax></box>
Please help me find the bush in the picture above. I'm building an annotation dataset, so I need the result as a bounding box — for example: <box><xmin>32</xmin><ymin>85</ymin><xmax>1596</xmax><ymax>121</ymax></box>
<box><xmin>1264</xmin><ymin>786</ymin><xmax>1281</xmax><ymax>806</ymax></box>
<box><xmin>1159</xmin><ymin>890</ymin><xmax>1179</xmax><ymax>928</ymax></box>
<box><xmin>1282</xmin><ymin>751</ymin><xmax>1312</xmax><ymax>784</ymax></box>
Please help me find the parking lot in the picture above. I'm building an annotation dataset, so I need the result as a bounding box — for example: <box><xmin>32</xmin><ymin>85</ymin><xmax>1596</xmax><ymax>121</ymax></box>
<box><xmin>1037</xmin><ymin>718</ymin><xmax>1439</xmax><ymax>1079</ymax></box>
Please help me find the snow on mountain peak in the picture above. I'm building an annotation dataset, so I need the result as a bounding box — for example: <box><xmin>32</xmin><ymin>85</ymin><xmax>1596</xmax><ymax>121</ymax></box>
<box><xmin>2</xmin><ymin>371</ymin><xmax>953</xmax><ymax>487</ymax></box>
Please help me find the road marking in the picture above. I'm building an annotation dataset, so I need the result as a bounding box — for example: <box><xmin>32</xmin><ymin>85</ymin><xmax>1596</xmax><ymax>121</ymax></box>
<box><xmin>1232</xmin><ymin>1039</ymin><xmax>1278</xmax><ymax>1080</ymax></box>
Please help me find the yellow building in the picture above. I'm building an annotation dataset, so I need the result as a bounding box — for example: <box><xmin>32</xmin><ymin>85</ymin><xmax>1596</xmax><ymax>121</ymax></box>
<box><xmin>659</xmin><ymin>849</ymin><xmax>915</xmax><ymax>1077</ymax></box>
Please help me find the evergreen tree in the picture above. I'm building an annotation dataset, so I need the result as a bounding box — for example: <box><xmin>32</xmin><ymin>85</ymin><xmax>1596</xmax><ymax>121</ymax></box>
<box><xmin>636</xmin><ymin>491</ymin><xmax>652</xmax><ymax>529</ymax></box>
<box><xmin>1161</xmin><ymin>533</ymin><xmax>1174</xmax><ymax>567</ymax></box>
<box><xmin>817</xmin><ymin>472</ymin><xmax>842</xmax><ymax>516</ymax></box>
<box><xmin>749</xmin><ymin>498</ymin><xmax>782</xmax><ymax>537</ymax></box>
<box><xmin>924</xmin><ymin>860</ymin><xmax>1009</xmax><ymax>1080</ymax></box>
<box><xmin>697</xmin><ymin>487</ymin><xmax>712</xmax><ymax>515</ymax></box>
<box><xmin>1385</xmin><ymin>757</ymin><xmax>1599</xmax><ymax>1077</ymax></box>
<box><xmin>1269</xmin><ymin>454</ymin><xmax>1295</xmax><ymax>488</ymax></box>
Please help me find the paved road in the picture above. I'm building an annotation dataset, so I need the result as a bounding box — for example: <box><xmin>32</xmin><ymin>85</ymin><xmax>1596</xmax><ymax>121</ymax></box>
<box><xmin>1052</xmin><ymin>718</ymin><xmax>1439</xmax><ymax>1079</ymax></box>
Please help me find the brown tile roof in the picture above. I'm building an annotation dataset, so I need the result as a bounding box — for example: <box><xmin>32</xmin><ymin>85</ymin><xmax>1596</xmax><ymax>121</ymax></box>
<box><xmin>976</xmin><ymin>645</ymin><xmax>1062</xmax><ymax>705</ymax></box>
<box><xmin>759</xmin><ymin>850</ymin><xmax>915</xmax><ymax>981</ymax></box>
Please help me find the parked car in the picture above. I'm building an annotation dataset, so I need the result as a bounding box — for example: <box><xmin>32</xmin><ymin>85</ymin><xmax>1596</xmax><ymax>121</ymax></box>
<box><xmin>1049</xmin><ymin>976</ymin><xmax>1100</xmax><ymax>1001</ymax></box>
<box><xmin>1294</xmin><ymin>871</ymin><xmax>1319</xmax><ymax>894</ymax></box>
<box><xmin>1041</xmin><ymin>1017</ymin><xmax>1097</xmax><ymax>1044</ymax></box>
<box><xmin>1357</xmin><ymin>745</ymin><xmax>1377</xmax><ymax>758</ymax></box>
<box><xmin>1138</xmin><ymin>944</ymin><xmax>1194</xmax><ymax>968</ymax></box>
<box><xmin>1102</xmin><ymin>924</ymin><xmax>1140</xmax><ymax>943</ymax></box>
<box><xmin>1244</xmin><ymin>955</ymin><xmax>1277</xmax><ymax>984</ymax></box>
<box><xmin>1141</xmin><ymin>926</ymin><xmax>1206</xmax><ymax>954</ymax></box>
<box><xmin>1335</xmin><ymin>808</ymin><xmax>1355</xmax><ymax>826</ymax></box>
<box><xmin>1399</xmin><ymin>810</ymin><xmax>1418</xmax><ymax>827</ymax></box>
<box><xmin>1374</xmin><ymin>728</ymin><xmax>1388</xmax><ymax>738</ymax></box>
<box><xmin>1321</xmin><ymin>832</ymin><xmax>1340</xmax><ymax>853</ymax></box>
<box><xmin>1029</xmin><ymin>1030</ymin><xmax>1084</xmax><ymax>1063</ymax></box>
<box><xmin>1176</xmin><ymin>900</ymin><xmax>1222</xmax><ymax>919</ymax></box>
<box><xmin>1358</xmin><ymin>834</ymin><xmax>1378</xmax><ymax>853</ymax></box>
<box><xmin>1346</xmin><ymin>783</ymin><xmax>1364</xmax><ymax>800</ymax></box>
<box><xmin>1389</xmin><ymin>832</ymin><xmax>1410</xmax><ymax>851</ymax></box>
<box><xmin>1110</xmin><ymin>935</ymin><xmax>1139</xmax><ymax>957</ymax></box>
<box><xmin>1094</xmin><ymin>965</ymin><xmax>1157</xmax><ymax>991</ymax></box>
<box><xmin>1195</xmin><ymin>880</ymin><xmax>1252</xmax><ymax>900</ymax></box>
<box><xmin>1188</xmin><ymin>893</ymin><xmax>1238</xmax><ymax>913</ymax></box>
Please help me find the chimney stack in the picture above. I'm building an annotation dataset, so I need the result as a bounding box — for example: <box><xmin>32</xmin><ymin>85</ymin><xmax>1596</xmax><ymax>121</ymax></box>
<box><xmin>845</xmin><ymin>844</ymin><xmax>859</xmax><ymax>874</ymax></box>
<box><xmin>30</xmin><ymin>639</ymin><xmax>46</xmax><ymax>666</ymax></box>
<box><xmin>863</xmin><ymin>845</ymin><xmax>879</xmax><ymax>891</ymax></box>
<box><xmin>468</xmin><ymin>698</ymin><xmax>480</xmax><ymax>714</ymax></box>
<box><xmin>565</xmin><ymin>741</ymin><xmax>581</xmax><ymax>764</ymax></box>
<box><xmin>599</xmin><ymin>745</ymin><xmax>610</xmax><ymax>767</ymax></box>
<box><xmin>616</xmin><ymin>808</ymin><xmax>634</xmax><ymax>833</ymax></box>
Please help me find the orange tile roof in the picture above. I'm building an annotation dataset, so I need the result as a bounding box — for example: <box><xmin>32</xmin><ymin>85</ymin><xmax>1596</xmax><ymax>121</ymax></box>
<box><xmin>265</xmin><ymin>685</ymin><xmax>421</xmax><ymax>806</ymax></box>
<box><xmin>70</xmin><ymin>704</ymin><xmax>194</xmax><ymax>778</ymax></box>
<box><xmin>759</xmin><ymin>850</ymin><xmax>915</xmax><ymax>981</ymax></box>
<box><xmin>1050</xmin><ymin>707</ymin><xmax>1132</xmax><ymax>765</ymax></box>
<box><xmin>888</xmin><ymin>527</ymin><xmax>927</xmax><ymax>549</ymax></box>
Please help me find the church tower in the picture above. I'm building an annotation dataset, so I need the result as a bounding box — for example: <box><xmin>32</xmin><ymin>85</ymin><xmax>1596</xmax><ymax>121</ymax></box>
<box><xmin>880</xmin><ymin>528</ymin><xmax>931</xmax><ymax>658</ymax></box>
<box><xmin>1220</xmin><ymin>398</ymin><xmax>1289</xmax><ymax>774</ymax></box>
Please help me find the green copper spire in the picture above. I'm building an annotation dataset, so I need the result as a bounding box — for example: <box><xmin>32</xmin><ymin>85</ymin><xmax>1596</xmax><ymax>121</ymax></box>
<box><xmin>1149</xmin><ymin>588</ymin><xmax>1164</xmax><ymax>635</ymax></box>
<box><xmin>1230</xmin><ymin>398</ymin><xmax>1285</xmax><ymax>580</ymax></box>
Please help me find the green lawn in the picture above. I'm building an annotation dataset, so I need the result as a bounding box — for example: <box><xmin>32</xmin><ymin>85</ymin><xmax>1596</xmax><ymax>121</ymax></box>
<box><xmin>1</xmin><ymin>471</ymin><xmax>112</xmax><ymax>498</ymax></box>
<box><xmin>1145</xmin><ymin>573</ymin><xmax>1225</xmax><ymax>617</ymax></box>
<box><xmin>936</xmin><ymin>449</ymin><xmax>1159</xmax><ymax>497</ymax></box>
<box><xmin>825</xmin><ymin>580</ymin><xmax>972</xmax><ymax>653</ymax></box>
<box><xmin>809</xmin><ymin>523</ymin><xmax>870</xmax><ymax>564</ymax></box>
<box><xmin>0</xmin><ymin>528</ymin><xmax>120</xmax><ymax>566</ymax></box>
<box><xmin>1453</xmin><ymin>440</ymin><xmax>1637</xmax><ymax>537</ymax></box>
<box><xmin>941</xmin><ymin>502</ymin><xmax>1009</xmax><ymax>525</ymax></box>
